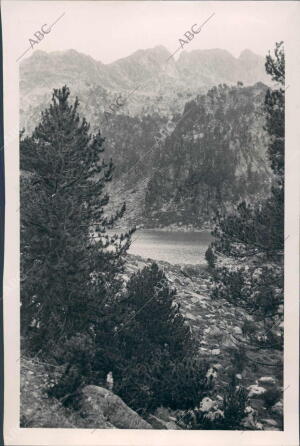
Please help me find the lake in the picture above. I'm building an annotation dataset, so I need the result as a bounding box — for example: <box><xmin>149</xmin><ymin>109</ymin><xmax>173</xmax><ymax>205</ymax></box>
<box><xmin>128</xmin><ymin>229</ymin><xmax>213</xmax><ymax>265</ymax></box>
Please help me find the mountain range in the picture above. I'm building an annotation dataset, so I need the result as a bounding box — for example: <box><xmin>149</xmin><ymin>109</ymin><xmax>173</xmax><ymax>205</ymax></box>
<box><xmin>21</xmin><ymin>46</ymin><xmax>269</xmax><ymax>91</ymax></box>
<box><xmin>20</xmin><ymin>46</ymin><xmax>272</xmax><ymax>229</ymax></box>
<box><xmin>20</xmin><ymin>46</ymin><xmax>269</xmax><ymax>127</ymax></box>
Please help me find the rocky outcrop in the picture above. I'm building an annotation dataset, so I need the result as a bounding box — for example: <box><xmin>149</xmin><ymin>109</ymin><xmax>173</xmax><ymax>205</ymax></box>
<box><xmin>79</xmin><ymin>385</ymin><xmax>152</xmax><ymax>429</ymax></box>
<box><xmin>21</xmin><ymin>358</ymin><xmax>79</xmax><ymax>428</ymax></box>
<box><xmin>21</xmin><ymin>359</ymin><xmax>152</xmax><ymax>429</ymax></box>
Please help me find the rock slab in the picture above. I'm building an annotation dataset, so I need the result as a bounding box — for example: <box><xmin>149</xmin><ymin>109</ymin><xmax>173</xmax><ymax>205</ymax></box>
<box><xmin>80</xmin><ymin>385</ymin><xmax>152</xmax><ymax>429</ymax></box>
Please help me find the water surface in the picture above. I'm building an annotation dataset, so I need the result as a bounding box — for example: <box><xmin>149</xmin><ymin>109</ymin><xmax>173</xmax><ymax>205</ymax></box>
<box><xmin>128</xmin><ymin>229</ymin><xmax>213</xmax><ymax>265</ymax></box>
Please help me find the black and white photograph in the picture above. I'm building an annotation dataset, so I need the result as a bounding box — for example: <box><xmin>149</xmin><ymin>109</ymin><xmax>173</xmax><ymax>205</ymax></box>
<box><xmin>2</xmin><ymin>1</ymin><xmax>300</xmax><ymax>445</ymax></box>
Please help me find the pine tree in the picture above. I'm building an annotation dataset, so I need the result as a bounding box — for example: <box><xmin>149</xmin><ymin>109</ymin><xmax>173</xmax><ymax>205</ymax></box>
<box><xmin>117</xmin><ymin>263</ymin><xmax>193</xmax><ymax>361</ymax></box>
<box><xmin>206</xmin><ymin>43</ymin><xmax>284</xmax><ymax>349</ymax></box>
<box><xmin>210</xmin><ymin>42</ymin><xmax>284</xmax><ymax>260</ymax></box>
<box><xmin>20</xmin><ymin>86</ymin><xmax>133</xmax><ymax>352</ymax></box>
<box><xmin>110</xmin><ymin>263</ymin><xmax>205</xmax><ymax>412</ymax></box>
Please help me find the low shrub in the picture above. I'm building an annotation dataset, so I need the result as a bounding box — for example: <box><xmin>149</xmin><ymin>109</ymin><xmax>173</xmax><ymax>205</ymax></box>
<box><xmin>47</xmin><ymin>333</ymin><xmax>98</xmax><ymax>403</ymax></box>
<box><xmin>205</xmin><ymin>246</ymin><xmax>216</xmax><ymax>269</ymax></box>
<box><xmin>177</xmin><ymin>374</ymin><xmax>248</xmax><ymax>430</ymax></box>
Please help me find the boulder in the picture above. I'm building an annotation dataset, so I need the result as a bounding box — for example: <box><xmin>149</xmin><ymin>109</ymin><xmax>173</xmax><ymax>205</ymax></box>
<box><xmin>247</xmin><ymin>384</ymin><xmax>267</xmax><ymax>398</ymax></box>
<box><xmin>210</xmin><ymin>326</ymin><xmax>223</xmax><ymax>336</ymax></box>
<box><xmin>147</xmin><ymin>414</ymin><xmax>181</xmax><ymax>430</ymax></box>
<box><xmin>185</xmin><ymin>312</ymin><xmax>197</xmax><ymax>321</ymax></box>
<box><xmin>241</xmin><ymin>413</ymin><xmax>263</xmax><ymax>430</ymax></box>
<box><xmin>258</xmin><ymin>376</ymin><xmax>277</xmax><ymax>387</ymax></box>
<box><xmin>233</xmin><ymin>326</ymin><xmax>243</xmax><ymax>335</ymax></box>
<box><xmin>199</xmin><ymin>397</ymin><xmax>217</xmax><ymax>412</ymax></box>
<box><xmin>222</xmin><ymin>334</ymin><xmax>237</xmax><ymax>349</ymax></box>
<box><xmin>211</xmin><ymin>348</ymin><xmax>221</xmax><ymax>356</ymax></box>
<box><xmin>80</xmin><ymin>385</ymin><xmax>152</xmax><ymax>429</ymax></box>
<box><xmin>262</xmin><ymin>418</ymin><xmax>278</xmax><ymax>427</ymax></box>
<box><xmin>154</xmin><ymin>407</ymin><xmax>174</xmax><ymax>421</ymax></box>
<box><xmin>212</xmin><ymin>363</ymin><xmax>222</xmax><ymax>370</ymax></box>
<box><xmin>147</xmin><ymin>415</ymin><xmax>168</xmax><ymax>429</ymax></box>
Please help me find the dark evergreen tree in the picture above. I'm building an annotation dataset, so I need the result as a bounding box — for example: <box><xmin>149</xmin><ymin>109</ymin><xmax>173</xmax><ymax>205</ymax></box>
<box><xmin>206</xmin><ymin>43</ymin><xmax>284</xmax><ymax>349</ymax></box>
<box><xmin>117</xmin><ymin>263</ymin><xmax>193</xmax><ymax>361</ymax></box>
<box><xmin>210</xmin><ymin>42</ymin><xmax>284</xmax><ymax>259</ymax></box>
<box><xmin>20</xmin><ymin>86</ymin><xmax>133</xmax><ymax>353</ymax></box>
<box><xmin>109</xmin><ymin>263</ymin><xmax>206</xmax><ymax>412</ymax></box>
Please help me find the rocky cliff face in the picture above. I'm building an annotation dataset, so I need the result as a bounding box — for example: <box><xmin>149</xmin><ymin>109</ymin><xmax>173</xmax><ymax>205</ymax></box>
<box><xmin>21</xmin><ymin>357</ymin><xmax>153</xmax><ymax>429</ymax></box>
<box><xmin>20</xmin><ymin>47</ymin><xmax>271</xmax><ymax>229</ymax></box>
<box><xmin>105</xmin><ymin>83</ymin><xmax>271</xmax><ymax>229</ymax></box>
<box><xmin>143</xmin><ymin>83</ymin><xmax>271</xmax><ymax>228</ymax></box>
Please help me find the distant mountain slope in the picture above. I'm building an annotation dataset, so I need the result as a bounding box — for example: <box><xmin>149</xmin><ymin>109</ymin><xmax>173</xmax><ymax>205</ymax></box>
<box><xmin>20</xmin><ymin>46</ymin><xmax>269</xmax><ymax>94</ymax></box>
<box><xmin>20</xmin><ymin>47</ymin><xmax>272</xmax><ymax>229</ymax></box>
<box><xmin>105</xmin><ymin>83</ymin><xmax>271</xmax><ymax>230</ymax></box>
<box><xmin>177</xmin><ymin>48</ymin><xmax>269</xmax><ymax>88</ymax></box>
<box><xmin>143</xmin><ymin>83</ymin><xmax>271</xmax><ymax>228</ymax></box>
<box><xmin>20</xmin><ymin>46</ymin><xmax>270</xmax><ymax>131</ymax></box>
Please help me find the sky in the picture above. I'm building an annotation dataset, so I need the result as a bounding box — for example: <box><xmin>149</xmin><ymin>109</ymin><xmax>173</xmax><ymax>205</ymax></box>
<box><xmin>5</xmin><ymin>1</ymin><xmax>299</xmax><ymax>64</ymax></box>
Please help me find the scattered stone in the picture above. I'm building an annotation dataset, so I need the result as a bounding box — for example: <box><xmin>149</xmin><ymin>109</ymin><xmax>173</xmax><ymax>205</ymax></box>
<box><xmin>262</xmin><ymin>418</ymin><xmax>278</xmax><ymax>427</ymax></box>
<box><xmin>211</xmin><ymin>349</ymin><xmax>220</xmax><ymax>356</ymax></box>
<box><xmin>210</xmin><ymin>326</ymin><xmax>223</xmax><ymax>336</ymax></box>
<box><xmin>247</xmin><ymin>385</ymin><xmax>266</xmax><ymax>398</ymax></box>
<box><xmin>199</xmin><ymin>397</ymin><xmax>216</xmax><ymax>412</ymax></box>
<box><xmin>203</xmin><ymin>408</ymin><xmax>224</xmax><ymax>422</ymax></box>
<box><xmin>153</xmin><ymin>407</ymin><xmax>172</xmax><ymax>421</ymax></box>
<box><xmin>233</xmin><ymin>326</ymin><xmax>243</xmax><ymax>335</ymax></box>
<box><xmin>185</xmin><ymin>312</ymin><xmax>197</xmax><ymax>321</ymax></box>
<box><xmin>212</xmin><ymin>363</ymin><xmax>222</xmax><ymax>370</ymax></box>
<box><xmin>147</xmin><ymin>415</ymin><xmax>168</xmax><ymax>429</ymax></box>
<box><xmin>222</xmin><ymin>335</ymin><xmax>237</xmax><ymax>348</ymax></box>
<box><xmin>241</xmin><ymin>406</ymin><xmax>263</xmax><ymax>430</ymax></box>
<box><xmin>164</xmin><ymin>420</ymin><xmax>181</xmax><ymax>430</ymax></box>
<box><xmin>175</xmin><ymin>277</ymin><xmax>185</xmax><ymax>286</ymax></box>
<box><xmin>258</xmin><ymin>376</ymin><xmax>276</xmax><ymax>386</ymax></box>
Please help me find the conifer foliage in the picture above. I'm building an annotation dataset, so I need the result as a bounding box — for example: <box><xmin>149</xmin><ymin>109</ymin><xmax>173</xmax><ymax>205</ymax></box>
<box><xmin>20</xmin><ymin>86</ymin><xmax>132</xmax><ymax>352</ymax></box>
<box><xmin>206</xmin><ymin>43</ymin><xmax>284</xmax><ymax>348</ymax></box>
<box><xmin>118</xmin><ymin>263</ymin><xmax>193</xmax><ymax>361</ymax></box>
<box><xmin>112</xmin><ymin>263</ymin><xmax>206</xmax><ymax>412</ymax></box>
